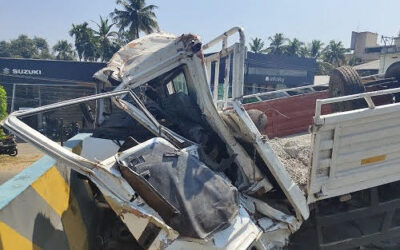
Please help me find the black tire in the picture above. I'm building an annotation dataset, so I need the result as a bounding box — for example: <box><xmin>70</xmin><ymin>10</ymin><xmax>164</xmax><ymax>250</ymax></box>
<box><xmin>9</xmin><ymin>148</ymin><xmax>17</xmax><ymax>157</ymax></box>
<box><xmin>385</xmin><ymin>62</ymin><xmax>400</xmax><ymax>80</ymax></box>
<box><xmin>385</xmin><ymin>62</ymin><xmax>400</xmax><ymax>102</ymax></box>
<box><xmin>328</xmin><ymin>66</ymin><xmax>366</xmax><ymax>112</ymax></box>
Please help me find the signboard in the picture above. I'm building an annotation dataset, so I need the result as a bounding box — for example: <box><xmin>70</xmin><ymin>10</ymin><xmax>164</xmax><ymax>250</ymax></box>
<box><xmin>0</xmin><ymin>58</ymin><xmax>106</xmax><ymax>84</ymax></box>
<box><xmin>2</xmin><ymin>67</ymin><xmax>42</xmax><ymax>75</ymax></box>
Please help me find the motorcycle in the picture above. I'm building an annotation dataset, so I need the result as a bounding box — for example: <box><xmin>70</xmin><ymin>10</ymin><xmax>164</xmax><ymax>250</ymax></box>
<box><xmin>0</xmin><ymin>135</ymin><xmax>18</xmax><ymax>156</ymax></box>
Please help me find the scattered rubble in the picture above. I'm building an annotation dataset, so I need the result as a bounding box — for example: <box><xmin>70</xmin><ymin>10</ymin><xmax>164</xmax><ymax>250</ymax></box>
<box><xmin>268</xmin><ymin>133</ymin><xmax>312</xmax><ymax>190</ymax></box>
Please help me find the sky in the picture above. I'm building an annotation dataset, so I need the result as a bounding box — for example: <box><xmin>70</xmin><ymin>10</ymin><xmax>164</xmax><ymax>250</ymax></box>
<box><xmin>0</xmin><ymin>0</ymin><xmax>399</xmax><ymax>48</ymax></box>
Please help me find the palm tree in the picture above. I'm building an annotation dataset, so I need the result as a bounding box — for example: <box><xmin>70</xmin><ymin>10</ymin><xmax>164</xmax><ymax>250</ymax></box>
<box><xmin>323</xmin><ymin>40</ymin><xmax>347</xmax><ymax>67</ymax></box>
<box><xmin>267</xmin><ymin>33</ymin><xmax>287</xmax><ymax>55</ymax></box>
<box><xmin>310</xmin><ymin>40</ymin><xmax>324</xmax><ymax>59</ymax></box>
<box><xmin>70</xmin><ymin>23</ymin><xmax>88</xmax><ymax>60</ymax></box>
<box><xmin>284</xmin><ymin>38</ymin><xmax>304</xmax><ymax>57</ymax></box>
<box><xmin>93</xmin><ymin>16</ymin><xmax>119</xmax><ymax>61</ymax></box>
<box><xmin>115</xmin><ymin>30</ymin><xmax>132</xmax><ymax>45</ymax></box>
<box><xmin>299</xmin><ymin>46</ymin><xmax>310</xmax><ymax>58</ymax></box>
<box><xmin>53</xmin><ymin>40</ymin><xmax>75</xmax><ymax>60</ymax></box>
<box><xmin>69</xmin><ymin>22</ymin><xmax>99</xmax><ymax>61</ymax></box>
<box><xmin>317</xmin><ymin>61</ymin><xmax>335</xmax><ymax>75</ymax></box>
<box><xmin>111</xmin><ymin>0</ymin><xmax>159</xmax><ymax>40</ymax></box>
<box><xmin>249</xmin><ymin>38</ymin><xmax>266</xmax><ymax>53</ymax></box>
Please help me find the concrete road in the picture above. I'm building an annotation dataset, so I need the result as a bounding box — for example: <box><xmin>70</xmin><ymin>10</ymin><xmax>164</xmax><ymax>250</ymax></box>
<box><xmin>0</xmin><ymin>143</ymin><xmax>44</xmax><ymax>185</ymax></box>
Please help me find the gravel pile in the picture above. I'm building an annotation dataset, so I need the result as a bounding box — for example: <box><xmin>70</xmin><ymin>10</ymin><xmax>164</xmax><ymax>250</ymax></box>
<box><xmin>268</xmin><ymin>133</ymin><xmax>312</xmax><ymax>190</ymax></box>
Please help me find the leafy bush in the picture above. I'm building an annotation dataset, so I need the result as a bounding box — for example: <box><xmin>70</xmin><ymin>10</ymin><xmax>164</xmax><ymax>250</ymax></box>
<box><xmin>0</xmin><ymin>86</ymin><xmax>7</xmax><ymax>139</ymax></box>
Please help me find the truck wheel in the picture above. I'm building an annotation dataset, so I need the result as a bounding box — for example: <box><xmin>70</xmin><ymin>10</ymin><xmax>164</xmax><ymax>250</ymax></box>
<box><xmin>385</xmin><ymin>62</ymin><xmax>400</xmax><ymax>80</ymax></box>
<box><xmin>328</xmin><ymin>66</ymin><xmax>366</xmax><ymax>112</ymax></box>
<box><xmin>385</xmin><ymin>62</ymin><xmax>400</xmax><ymax>102</ymax></box>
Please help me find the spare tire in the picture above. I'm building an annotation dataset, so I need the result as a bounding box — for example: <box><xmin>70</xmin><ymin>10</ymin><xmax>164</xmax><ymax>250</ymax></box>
<box><xmin>385</xmin><ymin>62</ymin><xmax>400</xmax><ymax>102</ymax></box>
<box><xmin>329</xmin><ymin>66</ymin><xmax>366</xmax><ymax>112</ymax></box>
<box><xmin>385</xmin><ymin>62</ymin><xmax>400</xmax><ymax>80</ymax></box>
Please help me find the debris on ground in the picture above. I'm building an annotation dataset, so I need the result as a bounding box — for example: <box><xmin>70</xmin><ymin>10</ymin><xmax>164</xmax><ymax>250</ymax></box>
<box><xmin>268</xmin><ymin>133</ymin><xmax>312</xmax><ymax>190</ymax></box>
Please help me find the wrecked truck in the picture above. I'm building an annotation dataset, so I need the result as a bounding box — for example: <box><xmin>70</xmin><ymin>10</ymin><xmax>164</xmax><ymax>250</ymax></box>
<box><xmin>2</xmin><ymin>27</ymin><xmax>400</xmax><ymax>249</ymax></box>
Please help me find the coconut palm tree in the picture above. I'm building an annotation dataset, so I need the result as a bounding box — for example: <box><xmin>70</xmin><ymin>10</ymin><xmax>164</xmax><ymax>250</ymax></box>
<box><xmin>267</xmin><ymin>33</ymin><xmax>287</xmax><ymax>55</ymax></box>
<box><xmin>249</xmin><ymin>38</ymin><xmax>266</xmax><ymax>53</ymax></box>
<box><xmin>70</xmin><ymin>23</ymin><xmax>88</xmax><ymax>60</ymax></box>
<box><xmin>310</xmin><ymin>40</ymin><xmax>324</xmax><ymax>59</ymax></box>
<box><xmin>93</xmin><ymin>16</ymin><xmax>119</xmax><ymax>61</ymax></box>
<box><xmin>69</xmin><ymin>22</ymin><xmax>99</xmax><ymax>61</ymax></box>
<box><xmin>323</xmin><ymin>40</ymin><xmax>347</xmax><ymax>67</ymax></box>
<box><xmin>53</xmin><ymin>40</ymin><xmax>75</xmax><ymax>60</ymax></box>
<box><xmin>111</xmin><ymin>0</ymin><xmax>159</xmax><ymax>40</ymax></box>
<box><xmin>284</xmin><ymin>38</ymin><xmax>304</xmax><ymax>57</ymax></box>
<box><xmin>299</xmin><ymin>46</ymin><xmax>310</xmax><ymax>58</ymax></box>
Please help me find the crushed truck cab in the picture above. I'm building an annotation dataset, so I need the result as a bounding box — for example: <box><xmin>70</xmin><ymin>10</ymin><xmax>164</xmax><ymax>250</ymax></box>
<box><xmin>3</xmin><ymin>27</ymin><xmax>400</xmax><ymax>249</ymax></box>
<box><xmin>1</xmin><ymin>28</ymin><xmax>301</xmax><ymax>249</ymax></box>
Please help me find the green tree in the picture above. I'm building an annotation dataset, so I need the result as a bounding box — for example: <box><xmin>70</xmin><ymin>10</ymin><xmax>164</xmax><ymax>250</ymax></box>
<box><xmin>0</xmin><ymin>86</ymin><xmax>7</xmax><ymax>139</ymax></box>
<box><xmin>115</xmin><ymin>30</ymin><xmax>132</xmax><ymax>45</ymax></box>
<box><xmin>283</xmin><ymin>38</ymin><xmax>304</xmax><ymax>57</ymax></box>
<box><xmin>9</xmin><ymin>35</ymin><xmax>38</xmax><ymax>58</ymax></box>
<box><xmin>323</xmin><ymin>40</ymin><xmax>347</xmax><ymax>67</ymax></box>
<box><xmin>93</xmin><ymin>16</ymin><xmax>119</xmax><ymax>61</ymax></box>
<box><xmin>317</xmin><ymin>61</ymin><xmax>335</xmax><ymax>75</ymax></box>
<box><xmin>267</xmin><ymin>33</ymin><xmax>287</xmax><ymax>55</ymax></box>
<box><xmin>310</xmin><ymin>40</ymin><xmax>324</xmax><ymax>59</ymax></box>
<box><xmin>69</xmin><ymin>22</ymin><xmax>99</xmax><ymax>61</ymax></box>
<box><xmin>0</xmin><ymin>86</ymin><xmax>6</xmax><ymax>121</ymax></box>
<box><xmin>33</xmin><ymin>37</ymin><xmax>52</xmax><ymax>59</ymax></box>
<box><xmin>0</xmin><ymin>41</ymin><xmax>11</xmax><ymax>57</ymax></box>
<box><xmin>53</xmin><ymin>40</ymin><xmax>76</xmax><ymax>60</ymax></box>
<box><xmin>70</xmin><ymin>23</ymin><xmax>88</xmax><ymax>60</ymax></box>
<box><xmin>347</xmin><ymin>55</ymin><xmax>362</xmax><ymax>66</ymax></box>
<box><xmin>0</xmin><ymin>35</ymin><xmax>52</xmax><ymax>59</ymax></box>
<box><xmin>111</xmin><ymin>0</ymin><xmax>159</xmax><ymax>40</ymax></box>
<box><xmin>299</xmin><ymin>45</ymin><xmax>310</xmax><ymax>58</ymax></box>
<box><xmin>249</xmin><ymin>38</ymin><xmax>266</xmax><ymax>53</ymax></box>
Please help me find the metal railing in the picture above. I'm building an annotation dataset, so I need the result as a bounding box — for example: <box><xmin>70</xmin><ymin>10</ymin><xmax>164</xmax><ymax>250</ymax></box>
<box><xmin>314</xmin><ymin>86</ymin><xmax>400</xmax><ymax>123</ymax></box>
<box><xmin>203</xmin><ymin>27</ymin><xmax>246</xmax><ymax>108</ymax></box>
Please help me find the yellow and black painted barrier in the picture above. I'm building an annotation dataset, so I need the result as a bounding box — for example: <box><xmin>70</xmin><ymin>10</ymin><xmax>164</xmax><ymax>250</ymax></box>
<box><xmin>0</xmin><ymin>134</ymin><xmax>98</xmax><ymax>250</ymax></box>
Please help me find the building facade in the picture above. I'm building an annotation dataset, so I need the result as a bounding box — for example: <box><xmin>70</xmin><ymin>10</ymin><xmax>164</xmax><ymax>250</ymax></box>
<box><xmin>244</xmin><ymin>52</ymin><xmax>317</xmax><ymax>94</ymax></box>
<box><xmin>0</xmin><ymin>58</ymin><xmax>106</xmax><ymax>130</ymax></box>
<box><xmin>1</xmin><ymin>54</ymin><xmax>318</xmax><ymax>129</ymax></box>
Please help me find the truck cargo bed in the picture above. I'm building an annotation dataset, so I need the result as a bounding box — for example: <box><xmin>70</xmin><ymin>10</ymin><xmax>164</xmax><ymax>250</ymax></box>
<box><xmin>269</xmin><ymin>133</ymin><xmax>312</xmax><ymax>191</ymax></box>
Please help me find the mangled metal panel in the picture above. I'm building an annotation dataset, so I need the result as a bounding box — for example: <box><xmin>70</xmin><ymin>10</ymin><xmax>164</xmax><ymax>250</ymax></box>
<box><xmin>2</xmin><ymin>91</ymin><xmax>180</xmax><ymax>248</ymax></box>
<box><xmin>93</xmin><ymin>28</ymin><xmax>276</xmax><ymax>199</ymax></box>
<box><xmin>94</xmin><ymin>33</ymin><xmax>178</xmax><ymax>88</ymax></box>
<box><xmin>1</xmin><ymin>28</ymin><xmax>308</xmax><ymax>249</ymax></box>
<box><xmin>114</xmin><ymin>137</ymin><xmax>239</xmax><ymax>239</ymax></box>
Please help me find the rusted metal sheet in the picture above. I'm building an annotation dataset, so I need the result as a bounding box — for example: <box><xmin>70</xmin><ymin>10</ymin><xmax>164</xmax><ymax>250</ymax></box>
<box><xmin>244</xmin><ymin>91</ymin><xmax>330</xmax><ymax>138</ymax></box>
